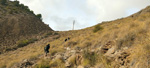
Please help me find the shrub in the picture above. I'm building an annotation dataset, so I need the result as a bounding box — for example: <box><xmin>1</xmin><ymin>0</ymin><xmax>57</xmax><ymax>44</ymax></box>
<box><xmin>49</xmin><ymin>59</ymin><xmax>65</xmax><ymax>68</ymax></box>
<box><xmin>5</xmin><ymin>47</ymin><xmax>13</xmax><ymax>52</ymax></box>
<box><xmin>116</xmin><ymin>32</ymin><xmax>136</xmax><ymax>49</ymax></box>
<box><xmin>50</xmin><ymin>48</ymin><xmax>64</xmax><ymax>56</ymax></box>
<box><xmin>14</xmin><ymin>0</ymin><xmax>19</xmax><ymax>6</ymax></box>
<box><xmin>9</xmin><ymin>10</ymin><xmax>13</xmax><ymax>14</ymax></box>
<box><xmin>43</xmin><ymin>32</ymin><xmax>53</xmax><ymax>38</ymax></box>
<box><xmin>35</xmin><ymin>59</ymin><xmax>50</xmax><ymax>68</ymax></box>
<box><xmin>50</xmin><ymin>50</ymin><xmax>57</xmax><ymax>56</ymax></box>
<box><xmin>30</xmin><ymin>10</ymin><xmax>34</xmax><ymax>14</ymax></box>
<box><xmin>66</xmin><ymin>41</ymin><xmax>78</xmax><ymax>47</ymax></box>
<box><xmin>17</xmin><ymin>38</ymin><xmax>38</xmax><ymax>47</ymax></box>
<box><xmin>0</xmin><ymin>0</ymin><xmax>7</xmax><ymax>5</ymax></box>
<box><xmin>82</xmin><ymin>50</ymin><xmax>97</xmax><ymax>66</ymax></box>
<box><xmin>54</xmin><ymin>32</ymin><xmax>59</xmax><ymax>35</ymax></box>
<box><xmin>17</xmin><ymin>39</ymin><xmax>29</xmax><ymax>47</ymax></box>
<box><xmin>93</xmin><ymin>25</ymin><xmax>103</xmax><ymax>33</ymax></box>
<box><xmin>36</xmin><ymin>14</ymin><xmax>42</xmax><ymax>20</ymax></box>
<box><xmin>84</xmin><ymin>41</ymin><xmax>92</xmax><ymax>47</ymax></box>
<box><xmin>68</xmin><ymin>55</ymin><xmax>76</xmax><ymax>67</ymax></box>
<box><xmin>0</xmin><ymin>64</ymin><xmax>6</xmax><ymax>68</ymax></box>
<box><xmin>28</xmin><ymin>38</ymin><xmax>38</xmax><ymax>43</ymax></box>
<box><xmin>46</xmin><ymin>32</ymin><xmax>53</xmax><ymax>36</ymax></box>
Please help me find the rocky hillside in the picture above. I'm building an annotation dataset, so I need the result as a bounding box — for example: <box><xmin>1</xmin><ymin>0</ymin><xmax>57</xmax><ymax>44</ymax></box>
<box><xmin>0</xmin><ymin>1</ymin><xmax>150</xmax><ymax>68</ymax></box>
<box><xmin>0</xmin><ymin>0</ymin><xmax>53</xmax><ymax>53</ymax></box>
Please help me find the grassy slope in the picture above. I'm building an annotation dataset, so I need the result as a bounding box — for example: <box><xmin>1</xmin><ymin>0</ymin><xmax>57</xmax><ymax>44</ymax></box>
<box><xmin>0</xmin><ymin>1</ymin><xmax>52</xmax><ymax>53</ymax></box>
<box><xmin>1</xmin><ymin>6</ymin><xmax>150</xmax><ymax>68</ymax></box>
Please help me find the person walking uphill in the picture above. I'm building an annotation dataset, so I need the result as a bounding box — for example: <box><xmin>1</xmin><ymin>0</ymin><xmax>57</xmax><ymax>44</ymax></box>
<box><xmin>44</xmin><ymin>44</ymin><xmax>50</xmax><ymax>56</ymax></box>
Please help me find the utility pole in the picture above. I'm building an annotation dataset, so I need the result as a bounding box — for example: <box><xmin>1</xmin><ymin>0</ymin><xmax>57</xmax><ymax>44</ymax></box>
<box><xmin>72</xmin><ymin>20</ymin><xmax>75</xmax><ymax>30</ymax></box>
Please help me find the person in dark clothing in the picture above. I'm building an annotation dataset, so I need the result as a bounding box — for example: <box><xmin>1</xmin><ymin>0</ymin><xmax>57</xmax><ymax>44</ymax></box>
<box><xmin>44</xmin><ymin>44</ymin><xmax>50</xmax><ymax>56</ymax></box>
<box><xmin>65</xmin><ymin>38</ymin><xmax>68</xmax><ymax>42</ymax></box>
<box><xmin>68</xmin><ymin>37</ymin><xmax>70</xmax><ymax>40</ymax></box>
<box><xmin>64</xmin><ymin>37</ymin><xmax>70</xmax><ymax>42</ymax></box>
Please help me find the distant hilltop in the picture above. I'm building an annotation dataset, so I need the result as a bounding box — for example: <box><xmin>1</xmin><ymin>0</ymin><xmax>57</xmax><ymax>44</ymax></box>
<box><xmin>0</xmin><ymin>0</ymin><xmax>53</xmax><ymax>53</ymax></box>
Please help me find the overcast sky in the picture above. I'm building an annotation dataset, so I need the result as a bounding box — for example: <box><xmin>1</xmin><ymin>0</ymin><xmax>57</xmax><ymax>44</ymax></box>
<box><xmin>11</xmin><ymin>0</ymin><xmax>150</xmax><ymax>31</ymax></box>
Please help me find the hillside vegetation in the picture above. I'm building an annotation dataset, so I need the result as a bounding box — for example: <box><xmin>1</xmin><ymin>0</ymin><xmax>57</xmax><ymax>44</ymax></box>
<box><xmin>0</xmin><ymin>0</ymin><xmax>53</xmax><ymax>53</ymax></box>
<box><xmin>1</xmin><ymin>0</ymin><xmax>150</xmax><ymax>68</ymax></box>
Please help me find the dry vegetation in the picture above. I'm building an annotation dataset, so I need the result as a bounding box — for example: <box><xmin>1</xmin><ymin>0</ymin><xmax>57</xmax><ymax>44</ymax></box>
<box><xmin>0</xmin><ymin>3</ymin><xmax>150</xmax><ymax>68</ymax></box>
<box><xmin>0</xmin><ymin>0</ymin><xmax>53</xmax><ymax>53</ymax></box>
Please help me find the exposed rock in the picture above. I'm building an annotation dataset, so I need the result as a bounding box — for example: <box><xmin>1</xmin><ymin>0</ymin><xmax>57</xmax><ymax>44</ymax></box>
<box><xmin>113</xmin><ymin>51</ymin><xmax>130</xmax><ymax>68</ymax></box>
<box><xmin>123</xmin><ymin>47</ymin><xmax>128</xmax><ymax>50</ymax></box>
<box><xmin>95</xmin><ymin>63</ymin><xmax>106</xmax><ymax>68</ymax></box>
<box><xmin>104</xmin><ymin>46</ymin><xmax>115</xmax><ymax>57</ymax></box>
<box><xmin>76</xmin><ymin>54</ymin><xmax>83</xmax><ymax>65</ymax></box>
<box><xmin>119</xmin><ymin>66</ymin><xmax>126</xmax><ymax>68</ymax></box>
<box><xmin>77</xmin><ymin>65</ymin><xmax>84</xmax><ymax>68</ymax></box>
<box><xmin>65</xmin><ymin>61</ymin><xmax>71</xmax><ymax>67</ymax></box>
<box><xmin>12</xmin><ymin>59</ymin><xmax>33</xmax><ymax>68</ymax></box>
<box><xmin>71</xmin><ymin>50</ymin><xmax>76</xmax><ymax>54</ymax></box>
<box><xmin>66</xmin><ymin>47</ymin><xmax>71</xmax><ymax>51</ymax></box>
<box><xmin>101</xmin><ymin>41</ymin><xmax>115</xmax><ymax>53</ymax></box>
<box><xmin>75</xmin><ymin>46</ymin><xmax>81</xmax><ymax>51</ymax></box>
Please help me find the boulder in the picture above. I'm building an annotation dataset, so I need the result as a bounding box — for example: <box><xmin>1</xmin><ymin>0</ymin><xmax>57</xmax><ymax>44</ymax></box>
<box><xmin>104</xmin><ymin>46</ymin><xmax>115</xmax><ymax>57</ymax></box>
<box><xmin>77</xmin><ymin>65</ymin><xmax>84</xmax><ymax>68</ymax></box>
<box><xmin>65</xmin><ymin>61</ymin><xmax>71</xmax><ymax>67</ymax></box>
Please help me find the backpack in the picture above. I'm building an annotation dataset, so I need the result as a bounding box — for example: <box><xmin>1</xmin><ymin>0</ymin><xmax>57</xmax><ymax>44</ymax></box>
<box><xmin>44</xmin><ymin>44</ymin><xmax>50</xmax><ymax>52</ymax></box>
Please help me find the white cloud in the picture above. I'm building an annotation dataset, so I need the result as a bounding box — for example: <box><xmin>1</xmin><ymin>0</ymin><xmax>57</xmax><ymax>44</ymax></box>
<box><xmin>11</xmin><ymin>0</ymin><xmax>150</xmax><ymax>31</ymax></box>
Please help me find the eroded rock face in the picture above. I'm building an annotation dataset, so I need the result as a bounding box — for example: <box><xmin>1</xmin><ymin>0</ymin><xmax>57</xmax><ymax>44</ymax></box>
<box><xmin>96</xmin><ymin>41</ymin><xmax>131</xmax><ymax>68</ymax></box>
<box><xmin>11</xmin><ymin>59</ymin><xmax>33</xmax><ymax>68</ymax></box>
<box><xmin>101</xmin><ymin>41</ymin><xmax>115</xmax><ymax>53</ymax></box>
<box><xmin>11</xmin><ymin>40</ymin><xmax>132</xmax><ymax>68</ymax></box>
<box><xmin>77</xmin><ymin>65</ymin><xmax>84</xmax><ymax>68</ymax></box>
<box><xmin>104</xmin><ymin>46</ymin><xmax>115</xmax><ymax>57</ymax></box>
<box><xmin>65</xmin><ymin>61</ymin><xmax>71</xmax><ymax>67</ymax></box>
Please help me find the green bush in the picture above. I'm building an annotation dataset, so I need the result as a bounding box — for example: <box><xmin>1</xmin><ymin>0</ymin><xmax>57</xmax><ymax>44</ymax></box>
<box><xmin>54</xmin><ymin>32</ymin><xmax>59</xmax><ymax>35</ymax></box>
<box><xmin>35</xmin><ymin>59</ymin><xmax>50</xmax><ymax>68</ymax></box>
<box><xmin>93</xmin><ymin>25</ymin><xmax>103</xmax><ymax>33</ymax></box>
<box><xmin>30</xmin><ymin>10</ymin><xmax>34</xmax><ymax>14</ymax></box>
<box><xmin>116</xmin><ymin>32</ymin><xmax>136</xmax><ymax>49</ymax></box>
<box><xmin>15</xmin><ymin>3</ymin><xmax>34</xmax><ymax>14</ymax></box>
<box><xmin>14</xmin><ymin>0</ymin><xmax>19</xmax><ymax>6</ymax></box>
<box><xmin>9</xmin><ymin>10</ymin><xmax>13</xmax><ymax>14</ymax></box>
<box><xmin>17</xmin><ymin>39</ymin><xmax>29</xmax><ymax>47</ymax></box>
<box><xmin>17</xmin><ymin>38</ymin><xmax>38</xmax><ymax>47</ymax></box>
<box><xmin>0</xmin><ymin>0</ymin><xmax>7</xmax><ymax>5</ymax></box>
<box><xmin>49</xmin><ymin>59</ymin><xmax>65</xmax><ymax>68</ymax></box>
<box><xmin>36</xmin><ymin>14</ymin><xmax>42</xmax><ymax>19</ymax></box>
<box><xmin>46</xmin><ymin>32</ymin><xmax>53</xmax><ymax>36</ymax></box>
<box><xmin>12</xmin><ymin>1</ymin><xmax>39</xmax><ymax>15</ymax></box>
<box><xmin>43</xmin><ymin>32</ymin><xmax>53</xmax><ymax>38</ymax></box>
<box><xmin>83</xmin><ymin>50</ymin><xmax>97</xmax><ymax>66</ymax></box>
<box><xmin>0</xmin><ymin>64</ymin><xmax>6</xmax><ymax>68</ymax></box>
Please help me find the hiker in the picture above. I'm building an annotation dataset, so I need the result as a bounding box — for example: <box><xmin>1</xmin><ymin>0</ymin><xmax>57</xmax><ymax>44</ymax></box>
<box><xmin>44</xmin><ymin>44</ymin><xmax>50</xmax><ymax>56</ymax></box>
<box><xmin>65</xmin><ymin>38</ymin><xmax>68</xmax><ymax>42</ymax></box>
<box><xmin>68</xmin><ymin>37</ymin><xmax>70</xmax><ymax>40</ymax></box>
<box><xmin>64</xmin><ymin>37</ymin><xmax>70</xmax><ymax>42</ymax></box>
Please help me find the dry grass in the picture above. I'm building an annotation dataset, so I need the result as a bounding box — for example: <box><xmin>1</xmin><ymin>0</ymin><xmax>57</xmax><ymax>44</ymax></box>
<box><xmin>35</xmin><ymin>59</ymin><xmax>51</xmax><ymax>68</ymax></box>
<box><xmin>1</xmin><ymin>6</ymin><xmax>150</xmax><ymax>68</ymax></box>
<box><xmin>0</xmin><ymin>37</ymin><xmax>52</xmax><ymax>68</ymax></box>
<box><xmin>49</xmin><ymin>58</ymin><xmax>65</xmax><ymax>68</ymax></box>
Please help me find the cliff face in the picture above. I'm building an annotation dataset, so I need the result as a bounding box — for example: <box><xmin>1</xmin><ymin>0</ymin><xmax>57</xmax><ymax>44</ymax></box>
<box><xmin>0</xmin><ymin>0</ymin><xmax>53</xmax><ymax>52</ymax></box>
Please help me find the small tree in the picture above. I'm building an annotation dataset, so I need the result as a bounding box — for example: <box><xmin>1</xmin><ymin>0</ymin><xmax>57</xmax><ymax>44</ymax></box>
<box><xmin>14</xmin><ymin>0</ymin><xmax>19</xmax><ymax>6</ymax></box>
<box><xmin>0</xmin><ymin>0</ymin><xmax>7</xmax><ymax>5</ymax></box>
<box><xmin>93</xmin><ymin>25</ymin><xmax>103</xmax><ymax>33</ymax></box>
<box><xmin>36</xmin><ymin>14</ymin><xmax>42</xmax><ymax>20</ymax></box>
